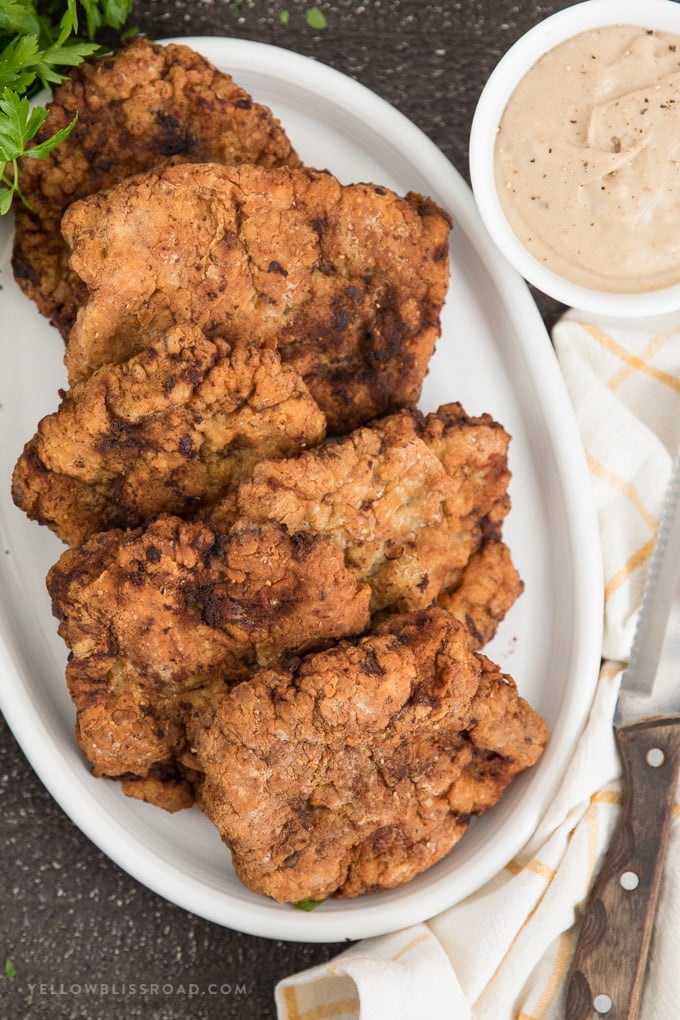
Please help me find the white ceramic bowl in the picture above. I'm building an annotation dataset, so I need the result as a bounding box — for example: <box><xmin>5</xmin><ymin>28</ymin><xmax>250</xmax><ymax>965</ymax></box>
<box><xmin>470</xmin><ymin>0</ymin><xmax>680</xmax><ymax>317</ymax></box>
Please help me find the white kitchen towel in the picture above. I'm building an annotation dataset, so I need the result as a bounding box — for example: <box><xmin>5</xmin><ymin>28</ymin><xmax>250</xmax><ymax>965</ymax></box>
<box><xmin>276</xmin><ymin>311</ymin><xmax>680</xmax><ymax>1020</ymax></box>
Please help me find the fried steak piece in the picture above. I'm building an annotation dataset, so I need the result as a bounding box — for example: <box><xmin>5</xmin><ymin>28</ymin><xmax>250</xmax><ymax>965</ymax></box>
<box><xmin>438</xmin><ymin>538</ymin><xmax>524</xmax><ymax>650</ymax></box>
<box><xmin>187</xmin><ymin>606</ymin><xmax>546</xmax><ymax>902</ymax></box>
<box><xmin>46</xmin><ymin>402</ymin><xmax>513</xmax><ymax>808</ymax></box>
<box><xmin>12</xmin><ymin>37</ymin><xmax>300</xmax><ymax>336</ymax></box>
<box><xmin>12</xmin><ymin>325</ymin><xmax>325</xmax><ymax>547</ymax></box>
<box><xmin>62</xmin><ymin>163</ymin><xmax>451</xmax><ymax>432</ymax></box>
<box><xmin>213</xmin><ymin>401</ymin><xmax>511</xmax><ymax>612</ymax></box>
<box><xmin>48</xmin><ymin>518</ymin><xmax>374</xmax><ymax>809</ymax></box>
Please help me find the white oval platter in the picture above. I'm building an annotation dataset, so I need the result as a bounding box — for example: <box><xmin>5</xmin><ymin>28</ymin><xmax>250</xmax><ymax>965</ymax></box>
<box><xmin>0</xmin><ymin>38</ymin><xmax>602</xmax><ymax>942</ymax></box>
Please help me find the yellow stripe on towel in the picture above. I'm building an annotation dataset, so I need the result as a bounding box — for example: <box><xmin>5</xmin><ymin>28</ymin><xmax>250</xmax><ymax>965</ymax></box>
<box><xmin>581</xmin><ymin>324</ymin><xmax>680</xmax><ymax>394</ymax></box>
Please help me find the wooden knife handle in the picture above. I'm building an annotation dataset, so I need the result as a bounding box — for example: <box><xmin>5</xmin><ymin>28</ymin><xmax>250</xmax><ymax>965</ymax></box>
<box><xmin>565</xmin><ymin>716</ymin><xmax>680</xmax><ymax>1019</ymax></box>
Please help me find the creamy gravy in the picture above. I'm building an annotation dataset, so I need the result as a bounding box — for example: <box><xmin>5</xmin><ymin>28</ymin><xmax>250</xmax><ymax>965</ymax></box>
<box><xmin>495</xmin><ymin>26</ymin><xmax>680</xmax><ymax>293</ymax></box>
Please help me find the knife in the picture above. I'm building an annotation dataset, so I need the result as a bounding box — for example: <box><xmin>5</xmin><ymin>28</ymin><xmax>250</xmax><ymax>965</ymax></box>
<box><xmin>566</xmin><ymin>453</ymin><xmax>680</xmax><ymax>1020</ymax></box>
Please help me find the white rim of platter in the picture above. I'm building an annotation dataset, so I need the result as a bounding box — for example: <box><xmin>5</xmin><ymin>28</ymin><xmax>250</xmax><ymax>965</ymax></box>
<box><xmin>0</xmin><ymin>38</ymin><xmax>603</xmax><ymax>943</ymax></box>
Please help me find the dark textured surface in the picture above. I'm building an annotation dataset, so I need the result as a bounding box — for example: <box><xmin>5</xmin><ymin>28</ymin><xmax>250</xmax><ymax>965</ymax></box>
<box><xmin>2</xmin><ymin>2</ymin><xmax>572</xmax><ymax>1017</ymax></box>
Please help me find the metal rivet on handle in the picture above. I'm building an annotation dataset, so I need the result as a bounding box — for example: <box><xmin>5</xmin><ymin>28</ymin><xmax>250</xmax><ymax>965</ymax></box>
<box><xmin>646</xmin><ymin>747</ymin><xmax>665</xmax><ymax>767</ymax></box>
<box><xmin>620</xmin><ymin>870</ymin><xmax>639</xmax><ymax>891</ymax></box>
<box><xmin>593</xmin><ymin>992</ymin><xmax>613</xmax><ymax>1014</ymax></box>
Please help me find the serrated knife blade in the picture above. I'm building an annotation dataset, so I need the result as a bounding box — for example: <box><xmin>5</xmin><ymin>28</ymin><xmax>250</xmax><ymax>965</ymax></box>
<box><xmin>566</xmin><ymin>452</ymin><xmax>680</xmax><ymax>1020</ymax></box>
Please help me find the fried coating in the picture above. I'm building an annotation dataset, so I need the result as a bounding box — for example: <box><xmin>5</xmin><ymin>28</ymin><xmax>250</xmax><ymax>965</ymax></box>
<box><xmin>187</xmin><ymin>607</ymin><xmax>546</xmax><ymax>902</ymax></box>
<box><xmin>438</xmin><ymin>538</ymin><xmax>524</xmax><ymax>649</ymax></box>
<box><xmin>62</xmin><ymin>163</ymin><xmax>451</xmax><ymax>432</ymax></box>
<box><xmin>215</xmin><ymin>401</ymin><xmax>511</xmax><ymax>612</ymax></box>
<box><xmin>12</xmin><ymin>325</ymin><xmax>325</xmax><ymax>547</ymax></box>
<box><xmin>120</xmin><ymin>762</ymin><xmax>196</xmax><ymax>813</ymax></box>
<box><xmin>47</xmin><ymin>518</ymin><xmax>373</xmax><ymax>798</ymax></box>
<box><xmin>46</xmin><ymin>402</ymin><xmax>512</xmax><ymax>805</ymax></box>
<box><xmin>12</xmin><ymin>37</ymin><xmax>300</xmax><ymax>336</ymax></box>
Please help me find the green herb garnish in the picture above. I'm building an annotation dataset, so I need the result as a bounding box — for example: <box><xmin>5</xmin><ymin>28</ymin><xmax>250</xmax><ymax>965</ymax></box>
<box><xmin>305</xmin><ymin>7</ymin><xmax>328</xmax><ymax>31</ymax></box>
<box><xmin>294</xmin><ymin>898</ymin><xmax>325</xmax><ymax>911</ymax></box>
<box><xmin>0</xmin><ymin>0</ymin><xmax>133</xmax><ymax>214</ymax></box>
<box><xmin>4</xmin><ymin>956</ymin><xmax>17</xmax><ymax>979</ymax></box>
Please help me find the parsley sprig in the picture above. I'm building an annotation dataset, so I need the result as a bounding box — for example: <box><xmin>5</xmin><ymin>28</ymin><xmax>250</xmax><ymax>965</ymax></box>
<box><xmin>0</xmin><ymin>0</ymin><xmax>133</xmax><ymax>214</ymax></box>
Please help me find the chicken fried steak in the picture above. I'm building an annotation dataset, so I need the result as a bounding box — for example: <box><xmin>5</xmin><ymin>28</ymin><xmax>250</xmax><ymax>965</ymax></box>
<box><xmin>62</xmin><ymin>163</ymin><xmax>452</xmax><ymax>432</ymax></box>
<box><xmin>48</xmin><ymin>518</ymin><xmax>374</xmax><ymax>809</ymax></box>
<box><xmin>12</xmin><ymin>325</ymin><xmax>325</xmax><ymax>547</ymax></box>
<box><xmin>47</xmin><ymin>402</ymin><xmax>514</xmax><ymax>808</ymax></box>
<box><xmin>12</xmin><ymin>37</ymin><xmax>300</xmax><ymax>336</ymax></box>
<box><xmin>213</xmin><ymin>401</ymin><xmax>512</xmax><ymax>612</ymax></box>
<box><xmin>187</xmin><ymin>607</ymin><xmax>546</xmax><ymax>902</ymax></box>
<box><xmin>438</xmin><ymin>538</ymin><xmax>524</xmax><ymax>650</ymax></box>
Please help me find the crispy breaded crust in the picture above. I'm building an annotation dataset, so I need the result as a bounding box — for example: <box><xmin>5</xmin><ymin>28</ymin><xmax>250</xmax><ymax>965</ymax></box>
<box><xmin>62</xmin><ymin>163</ymin><xmax>451</xmax><ymax>432</ymax></box>
<box><xmin>46</xmin><ymin>403</ymin><xmax>512</xmax><ymax>802</ymax></box>
<box><xmin>218</xmin><ymin>402</ymin><xmax>511</xmax><ymax>612</ymax></box>
<box><xmin>188</xmin><ymin>607</ymin><xmax>546</xmax><ymax>902</ymax></box>
<box><xmin>438</xmin><ymin>538</ymin><xmax>524</xmax><ymax>649</ymax></box>
<box><xmin>12</xmin><ymin>325</ymin><xmax>325</xmax><ymax>546</ymax></box>
<box><xmin>120</xmin><ymin>763</ymin><xmax>196</xmax><ymax>814</ymax></box>
<box><xmin>12</xmin><ymin>37</ymin><xmax>300</xmax><ymax>336</ymax></box>
<box><xmin>48</xmin><ymin>518</ymin><xmax>373</xmax><ymax>784</ymax></box>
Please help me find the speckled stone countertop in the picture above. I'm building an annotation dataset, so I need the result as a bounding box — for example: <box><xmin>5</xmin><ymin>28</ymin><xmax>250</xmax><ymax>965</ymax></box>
<box><xmin>1</xmin><ymin>2</ymin><xmax>572</xmax><ymax>1017</ymax></box>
